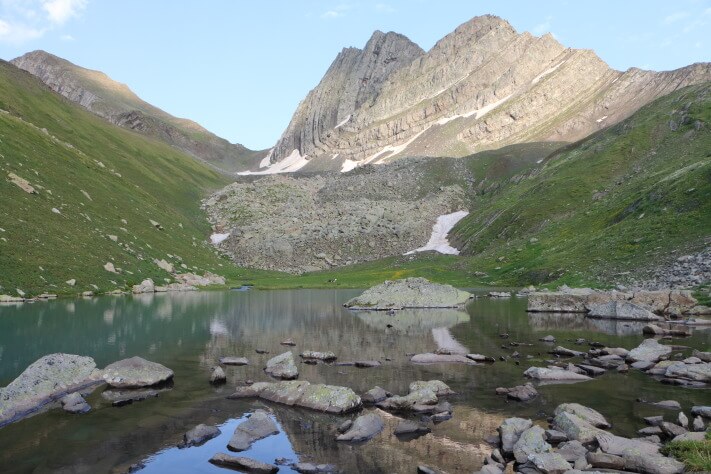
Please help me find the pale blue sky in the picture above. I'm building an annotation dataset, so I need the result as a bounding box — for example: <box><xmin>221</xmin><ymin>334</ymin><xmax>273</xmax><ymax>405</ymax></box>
<box><xmin>0</xmin><ymin>1</ymin><xmax>709</xmax><ymax>150</ymax></box>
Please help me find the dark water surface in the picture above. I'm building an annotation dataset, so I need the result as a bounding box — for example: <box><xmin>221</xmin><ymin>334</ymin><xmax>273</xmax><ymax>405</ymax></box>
<box><xmin>0</xmin><ymin>290</ymin><xmax>710</xmax><ymax>473</ymax></box>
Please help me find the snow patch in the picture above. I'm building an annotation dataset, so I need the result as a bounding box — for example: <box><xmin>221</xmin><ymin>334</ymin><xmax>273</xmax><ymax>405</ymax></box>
<box><xmin>210</xmin><ymin>233</ymin><xmax>230</xmax><ymax>244</ymax></box>
<box><xmin>531</xmin><ymin>60</ymin><xmax>566</xmax><ymax>85</ymax></box>
<box><xmin>331</xmin><ymin>153</ymin><xmax>339</xmax><ymax>160</ymax></box>
<box><xmin>258</xmin><ymin>149</ymin><xmax>274</xmax><ymax>169</ymax></box>
<box><xmin>405</xmin><ymin>210</ymin><xmax>469</xmax><ymax>255</ymax></box>
<box><xmin>334</xmin><ymin>114</ymin><xmax>351</xmax><ymax>129</ymax></box>
<box><xmin>435</xmin><ymin>94</ymin><xmax>514</xmax><ymax>126</ymax></box>
<box><xmin>341</xmin><ymin>159</ymin><xmax>359</xmax><ymax>173</ymax></box>
<box><xmin>238</xmin><ymin>149</ymin><xmax>309</xmax><ymax>175</ymax></box>
<box><xmin>596</xmin><ymin>115</ymin><xmax>608</xmax><ymax>123</ymax></box>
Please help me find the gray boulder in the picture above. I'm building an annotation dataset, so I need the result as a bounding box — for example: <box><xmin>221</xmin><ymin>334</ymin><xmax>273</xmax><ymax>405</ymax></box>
<box><xmin>60</xmin><ymin>392</ymin><xmax>91</xmax><ymax>414</ymax></box>
<box><xmin>691</xmin><ymin>405</ymin><xmax>711</xmax><ymax>418</ymax></box>
<box><xmin>499</xmin><ymin>417</ymin><xmax>533</xmax><ymax>455</ymax></box>
<box><xmin>345</xmin><ymin>278</ymin><xmax>471</xmax><ymax>310</ymax></box>
<box><xmin>586</xmin><ymin>452</ymin><xmax>625</xmax><ymax>470</ymax></box>
<box><xmin>362</xmin><ymin>386</ymin><xmax>388</xmax><ymax>404</ymax></box>
<box><xmin>587</xmin><ymin>301</ymin><xmax>663</xmax><ymax>321</ymax></box>
<box><xmin>228</xmin><ymin>409</ymin><xmax>279</xmax><ymax>451</ymax></box>
<box><xmin>554</xmin><ymin>403</ymin><xmax>611</xmax><ymax>428</ymax></box>
<box><xmin>495</xmin><ymin>383</ymin><xmax>538</xmax><ymax>401</ymax></box>
<box><xmin>102</xmin><ymin>356</ymin><xmax>174</xmax><ymax>388</ymax></box>
<box><xmin>378</xmin><ymin>388</ymin><xmax>438</xmax><ymax>411</ymax></box>
<box><xmin>394</xmin><ymin>419</ymin><xmax>431</xmax><ymax>436</ymax></box>
<box><xmin>210</xmin><ymin>366</ymin><xmax>226</xmax><ymax>385</ymax></box>
<box><xmin>552</xmin><ymin>412</ymin><xmax>607</xmax><ymax>444</ymax></box>
<box><xmin>181</xmin><ymin>424</ymin><xmax>221</xmax><ymax>448</ymax></box>
<box><xmin>336</xmin><ymin>412</ymin><xmax>384</xmax><ymax>442</ymax></box>
<box><xmin>0</xmin><ymin>353</ymin><xmax>102</xmax><ymax>427</ymax></box>
<box><xmin>408</xmin><ymin>380</ymin><xmax>454</xmax><ymax>396</ymax></box>
<box><xmin>665</xmin><ymin>361</ymin><xmax>711</xmax><ymax>382</ymax></box>
<box><xmin>556</xmin><ymin>440</ymin><xmax>588</xmax><ymax>463</ymax></box>
<box><xmin>209</xmin><ymin>454</ymin><xmax>278</xmax><ymax>473</ymax></box>
<box><xmin>292</xmin><ymin>462</ymin><xmax>338</xmax><ymax>473</ymax></box>
<box><xmin>228</xmin><ymin>381</ymin><xmax>361</xmax><ymax>414</ymax></box>
<box><xmin>525</xmin><ymin>453</ymin><xmax>572</xmax><ymax>473</ymax></box>
<box><xmin>627</xmin><ymin>338</ymin><xmax>672</xmax><ymax>362</ymax></box>
<box><xmin>265</xmin><ymin>352</ymin><xmax>299</xmax><ymax>380</ymax></box>
<box><xmin>513</xmin><ymin>425</ymin><xmax>551</xmax><ymax>463</ymax></box>
<box><xmin>101</xmin><ymin>388</ymin><xmax>162</xmax><ymax>406</ymax></box>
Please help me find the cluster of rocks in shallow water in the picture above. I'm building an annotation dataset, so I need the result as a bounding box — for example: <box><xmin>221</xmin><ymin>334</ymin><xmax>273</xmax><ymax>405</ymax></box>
<box><xmin>475</xmin><ymin>402</ymin><xmax>709</xmax><ymax>474</ymax></box>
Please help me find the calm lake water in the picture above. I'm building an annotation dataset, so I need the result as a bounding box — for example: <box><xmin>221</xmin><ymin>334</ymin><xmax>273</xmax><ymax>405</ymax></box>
<box><xmin>0</xmin><ymin>289</ymin><xmax>710</xmax><ymax>473</ymax></box>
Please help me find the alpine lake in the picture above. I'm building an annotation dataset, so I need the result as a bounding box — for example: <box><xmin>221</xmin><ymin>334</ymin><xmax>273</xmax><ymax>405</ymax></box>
<box><xmin>0</xmin><ymin>289</ymin><xmax>709</xmax><ymax>473</ymax></box>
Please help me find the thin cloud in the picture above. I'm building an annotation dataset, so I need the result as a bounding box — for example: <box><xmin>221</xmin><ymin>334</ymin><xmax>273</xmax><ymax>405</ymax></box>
<box><xmin>663</xmin><ymin>11</ymin><xmax>689</xmax><ymax>24</ymax></box>
<box><xmin>320</xmin><ymin>3</ymin><xmax>350</xmax><ymax>20</ymax></box>
<box><xmin>60</xmin><ymin>33</ymin><xmax>74</xmax><ymax>41</ymax></box>
<box><xmin>375</xmin><ymin>3</ymin><xmax>396</xmax><ymax>13</ymax></box>
<box><xmin>0</xmin><ymin>0</ymin><xmax>87</xmax><ymax>43</ymax></box>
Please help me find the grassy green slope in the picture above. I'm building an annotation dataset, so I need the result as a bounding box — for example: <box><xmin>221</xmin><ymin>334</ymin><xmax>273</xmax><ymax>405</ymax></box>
<box><xmin>250</xmin><ymin>83</ymin><xmax>711</xmax><ymax>289</ymax></box>
<box><xmin>0</xmin><ymin>61</ymin><xmax>278</xmax><ymax>296</ymax></box>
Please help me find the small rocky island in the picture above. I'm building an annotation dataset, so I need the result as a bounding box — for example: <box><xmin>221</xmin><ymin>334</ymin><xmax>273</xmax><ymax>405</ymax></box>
<box><xmin>344</xmin><ymin>277</ymin><xmax>472</xmax><ymax>310</ymax></box>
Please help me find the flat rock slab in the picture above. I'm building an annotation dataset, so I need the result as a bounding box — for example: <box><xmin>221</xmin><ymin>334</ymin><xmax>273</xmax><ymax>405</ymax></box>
<box><xmin>102</xmin><ymin>356</ymin><xmax>174</xmax><ymax>388</ymax></box>
<box><xmin>265</xmin><ymin>352</ymin><xmax>299</xmax><ymax>380</ymax></box>
<box><xmin>555</xmin><ymin>403</ymin><xmax>611</xmax><ymax>428</ymax></box>
<box><xmin>220</xmin><ymin>357</ymin><xmax>249</xmax><ymax>366</ymax></box>
<box><xmin>394</xmin><ymin>419</ymin><xmax>431</xmax><ymax>436</ymax></box>
<box><xmin>409</xmin><ymin>380</ymin><xmax>454</xmax><ymax>396</ymax></box>
<box><xmin>524</xmin><ymin>367</ymin><xmax>592</xmax><ymax>383</ymax></box>
<box><xmin>181</xmin><ymin>424</ymin><xmax>221</xmax><ymax>448</ymax></box>
<box><xmin>300</xmin><ymin>351</ymin><xmax>337</xmax><ymax>361</ymax></box>
<box><xmin>0</xmin><ymin>353</ymin><xmax>102</xmax><ymax>427</ymax></box>
<box><xmin>228</xmin><ymin>410</ymin><xmax>279</xmax><ymax>451</ymax></box>
<box><xmin>336</xmin><ymin>412</ymin><xmax>384</xmax><ymax>442</ymax></box>
<box><xmin>410</xmin><ymin>353</ymin><xmax>477</xmax><ymax>365</ymax></box>
<box><xmin>627</xmin><ymin>338</ymin><xmax>672</xmax><ymax>363</ymax></box>
<box><xmin>209</xmin><ymin>453</ymin><xmax>278</xmax><ymax>473</ymax></box>
<box><xmin>229</xmin><ymin>381</ymin><xmax>361</xmax><ymax>414</ymax></box>
<box><xmin>292</xmin><ymin>462</ymin><xmax>338</xmax><ymax>473</ymax></box>
<box><xmin>345</xmin><ymin>277</ymin><xmax>472</xmax><ymax>310</ymax></box>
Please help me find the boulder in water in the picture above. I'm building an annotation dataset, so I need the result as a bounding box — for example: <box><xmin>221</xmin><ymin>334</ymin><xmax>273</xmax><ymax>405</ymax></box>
<box><xmin>345</xmin><ymin>278</ymin><xmax>471</xmax><ymax>310</ymax></box>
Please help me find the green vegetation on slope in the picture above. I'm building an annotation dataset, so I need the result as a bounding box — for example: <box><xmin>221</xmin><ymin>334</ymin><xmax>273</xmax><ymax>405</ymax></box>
<box><xmin>248</xmin><ymin>83</ymin><xmax>711</xmax><ymax>289</ymax></box>
<box><xmin>0</xmin><ymin>61</ymin><xmax>279</xmax><ymax>296</ymax></box>
<box><xmin>662</xmin><ymin>432</ymin><xmax>711</xmax><ymax>472</ymax></box>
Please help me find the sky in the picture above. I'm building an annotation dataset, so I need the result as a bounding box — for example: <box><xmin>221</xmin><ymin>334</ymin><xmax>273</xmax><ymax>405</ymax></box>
<box><xmin>0</xmin><ymin>1</ymin><xmax>709</xmax><ymax>150</ymax></box>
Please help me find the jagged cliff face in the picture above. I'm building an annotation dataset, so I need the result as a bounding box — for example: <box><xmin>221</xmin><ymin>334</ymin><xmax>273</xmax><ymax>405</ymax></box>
<box><xmin>270</xmin><ymin>15</ymin><xmax>711</xmax><ymax>170</ymax></box>
<box><xmin>271</xmin><ymin>30</ymin><xmax>424</xmax><ymax>163</ymax></box>
<box><xmin>11</xmin><ymin>51</ymin><xmax>266</xmax><ymax>173</ymax></box>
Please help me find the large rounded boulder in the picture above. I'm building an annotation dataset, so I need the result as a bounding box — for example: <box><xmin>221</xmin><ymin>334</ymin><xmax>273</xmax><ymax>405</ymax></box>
<box><xmin>102</xmin><ymin>356</ymin><xmax>174</xmax><ymax>388</ymax></box>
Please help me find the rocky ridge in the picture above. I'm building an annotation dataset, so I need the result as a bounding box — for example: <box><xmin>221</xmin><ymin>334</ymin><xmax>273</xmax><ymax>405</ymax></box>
<box><xmin>10</xmin><ymin>51</ymin><xmax>266</xmax><ymax>173</ymax></box>
<box><xmin>268</xmin><ymin>15</ymin><xmax>711</xmax><ymax>171</ymax></box>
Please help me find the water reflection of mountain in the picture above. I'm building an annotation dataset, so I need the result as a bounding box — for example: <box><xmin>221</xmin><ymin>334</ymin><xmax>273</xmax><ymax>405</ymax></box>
<box><xmin>527</xmin><ymin>312</ymin><xmax>646</xmax><ymax>336</ymax></box>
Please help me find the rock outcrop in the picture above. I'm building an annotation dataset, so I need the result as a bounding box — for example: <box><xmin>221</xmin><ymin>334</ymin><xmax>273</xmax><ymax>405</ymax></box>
<box><xmin>102</xmin><ymin>356</ymin><xmax>174</xmax><ymax>388</ymax></box>
<box><xmin>0</xmin><ymin>353</ymin><xmax>103</xmax><ymax>427</ymax></box>
<box><xmin>268</xmin><ymin>15</ymin><xmax>711</xmax><ymax>170</ymax></box>
<box><xmin>345</xmin><ymin>277</ymin><xmax>471</xmax><ymax>310</ymax></box>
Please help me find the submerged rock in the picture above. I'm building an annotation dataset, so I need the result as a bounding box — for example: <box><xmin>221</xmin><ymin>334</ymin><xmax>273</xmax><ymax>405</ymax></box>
<box><xmin>228</xmin><ymin>410</ymin><xmax>279</xmax><ymax>451</ymax></box>
<box><xmin>0</xmin><ymin>353</ymin><xmax>102</xmax><ymax>427</ymax></box>
<box><xmin>209</xmin><ymin>454</ymin><xmax>278</xmax><ymax>473</ymax></box>
<box><xmin>60</xmin><ymin>392</ymin><xmax>91</xmax><ymax>414</ymax></box>
<box><xmin>300</xmin><ymin>351</ymin><xmax>337</xmax><ymax>362</ymax></box>
<box><xmin>344</xmin><ymin>278</ymin><xmax>471</xmax><ymax>310</ymax></box>
<box><xmin>292</xmin><ymin>462</ymin><xmax>338</xmax><ymax>473</ymax></box>
<box><xmin>220</xmin><ymin>357</ymin><xmax>249</xmax><ymax>366</ymax></box>
<box><xmin>181</xmin><ymin>424</ymin><xmax>221</xmax><ymax>448</ymax></box>
<box><xmin>102</xmin><ymin>356</ymin><xmax>174</xmax><ymax>388</ymax></box>
<box><xmin>228</xmin><ymin>381</ymin><xmax>361</xmax><ymax>414</ymax></box>
<box><xmin>265</xmin><ymin>352</ymin><xmax>299</xmax><ymax>380</ymax></box>
<box><xmin>101</xmin><ymin>388</ymin><xmax>162</xmax><ymax>406</ymax></box>
<box><xmin>523</xmin><ymin>367</ymin><xmax>592</xmax><ymax>382</ymax></box>
<box><xmin>362</xmin><ymin>386</ymin><xmax>388</xmax><ymax>404</ymax></box>
<box><xmin>336</xmin><ymin>412</ymin><xmax>384</xmax><ymax>442</ymax></box>
<box><xmin>394</xmin><ymin>419</ymin><xmax>431</xmax><ymax>436</ymax></box>
<box><xmin>410</xmin><ymin>353</ymin><xmax>477</xmax><ymax>365</ymax></box>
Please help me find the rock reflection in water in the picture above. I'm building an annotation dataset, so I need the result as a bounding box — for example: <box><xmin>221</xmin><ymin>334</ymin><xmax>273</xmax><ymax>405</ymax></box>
<box><xmin>354</xmin><ymin>308</ymin><xmax>470</xmax><ymax>333</ymax></box>
<box><xmin>528</xmin><ymin>312</ymin><xmax>646</xmax><ymax>335</ymax></box>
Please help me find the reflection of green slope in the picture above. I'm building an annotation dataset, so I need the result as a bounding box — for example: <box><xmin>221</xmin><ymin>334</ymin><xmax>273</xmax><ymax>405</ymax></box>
<box><xmin>353</xmin><ymin>308</ymin><xmax>470</xmax><ymax>334</ymax></box>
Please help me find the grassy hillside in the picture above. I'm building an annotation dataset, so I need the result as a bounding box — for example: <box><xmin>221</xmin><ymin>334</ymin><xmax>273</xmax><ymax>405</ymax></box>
<box><xmin>11</xmin><ymin>51</ymin><xmax>267</xmax><ymax>174</ymax></box>
<box><xmin>248</xmin><ymin>83</ymin><xmax>711</xmax><ymax>289</ymax></box>
<box><xmin>0</xmin><ymin>61</ymin><xmax>278</xmax><ymax>297</ymax></box>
